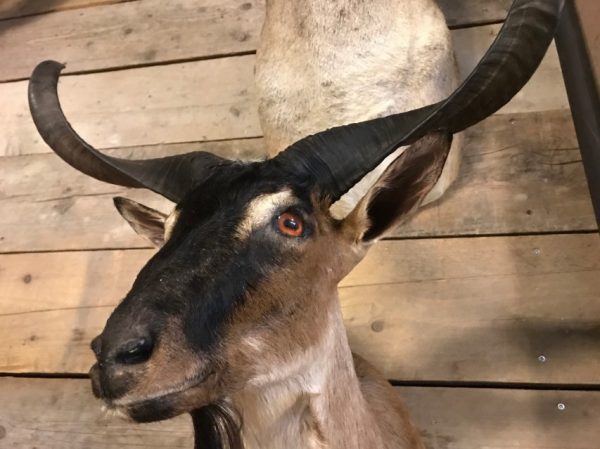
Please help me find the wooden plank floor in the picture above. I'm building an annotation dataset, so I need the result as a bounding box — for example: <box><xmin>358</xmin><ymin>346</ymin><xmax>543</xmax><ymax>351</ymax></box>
<box><xmin>0</xmin><ymin>0</ymin><xmax>598</xmax><ymax>447</ymax></box>
<box><xmin>0</xmin><ymin>0</ymin><xmax>130</xmax><ymax>20</ymax></box>
<box><xmin>0</xmin><ymin>26</ymin><xmax>568</xmax><ymax>157</ymax></box>
<box><xmin>2</xmin><ymin>234</ymin><xmax>600</xmax><ymax>382</ymax></box>
<box><xmin>1</xmin><ymin>377</ymin><xmax>598</xmax><ymax>449</ymax></box>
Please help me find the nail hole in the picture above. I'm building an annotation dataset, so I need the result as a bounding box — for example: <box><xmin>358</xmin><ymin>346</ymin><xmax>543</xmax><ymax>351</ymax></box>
<box><xmin>371</xmin><ymin>320</ymin><xmax>385</xmax><ymax>332</ymax></box>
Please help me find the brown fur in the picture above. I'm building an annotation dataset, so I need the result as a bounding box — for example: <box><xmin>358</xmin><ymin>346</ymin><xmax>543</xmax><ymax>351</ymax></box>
<box><xmin>107</xmin><ymin>135</ymin><xmax>451</xmax><ymax>447</ymax></box>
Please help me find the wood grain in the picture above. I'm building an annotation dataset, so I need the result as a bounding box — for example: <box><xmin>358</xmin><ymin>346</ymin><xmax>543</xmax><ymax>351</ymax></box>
<box><xmin>0</xmin><ymin>377</ymin><xmax>193</xmax><ymax>449</ymax></box>
<box><xmin>0</xmin><ymin>0</ymin><xmax>264</xmax><ymax>81</ymax></box>
<box><xmin>391</xmin><ymin>109</ymin><xmax>596</xmax><ymax>237</ymax></box>
<box><xmin>403</xmin><ymin>386</ymin><xmax>600</xmax><ymax>449</ymax></box>
<box><xmin>1</xmin><ymin>234</ymin><xmax>598</xmax><ymax>382</ymax></box>
<box><xmin>0</xmin><ymin>377</ymin><xmax>598</xmax><ymax>449</ymax></box>
<box><xmin>0</xmin><ymin>110</ymin><xmax>593</xmax><ymax>254</ymax></box>
<box><xmin>0</xmin><ymin>139</ymin><xmax>266</xmax><ymax>253</ymax></box>
<box><xmin>0</xmin><ymin>0</ymin><xmax>511</xmax><ymax>82</ymax></box>
<box><xmin>1</xmin><ymin>24</ymin><xmax>568</xmax><ymax>156</ymax></box>
<box><xmin>0</xmin><ymin>0</ymin><xmax>131</xmax><ymax>20</ymax></box>
<box><xmin>1</xmin><ymin>55</ymin><xmax>261</xmax><ymax>157</ymax></box>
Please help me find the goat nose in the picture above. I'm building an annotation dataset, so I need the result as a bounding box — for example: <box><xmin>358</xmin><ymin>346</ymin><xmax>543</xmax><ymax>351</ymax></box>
<box><xmin>114</xmin><ymin>336</ymin><xmax>154</xmax><ymax>365</ymax></box>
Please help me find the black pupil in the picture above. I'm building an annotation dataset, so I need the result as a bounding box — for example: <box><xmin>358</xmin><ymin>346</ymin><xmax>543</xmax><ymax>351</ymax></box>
<box><xmin>284</xmin><ymin>217</ymin><xmax>299</xmax><ymax>230</ymax></box>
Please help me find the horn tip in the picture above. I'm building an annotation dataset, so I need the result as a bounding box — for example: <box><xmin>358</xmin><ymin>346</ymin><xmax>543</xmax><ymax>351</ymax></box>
<box><xmin>31</xmin><ymin>60</ymin><xmax>67</xmax><ymax>80</ymax></box>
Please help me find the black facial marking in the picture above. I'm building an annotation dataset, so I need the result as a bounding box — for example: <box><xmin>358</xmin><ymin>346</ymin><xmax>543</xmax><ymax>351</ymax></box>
<box><xmin>92</xmin><ymin>160</ymin><xmax>317</xmax><ymax>424</ymax></box>
<box><xmin>127</xmin><ymin>395</ymin><xmax>178</xmax><ymax>423</ymax></box>
<box><xmin>107</xmin><ymin>161</ymin><xmax>314</xmax><ymax>357</ymax></box>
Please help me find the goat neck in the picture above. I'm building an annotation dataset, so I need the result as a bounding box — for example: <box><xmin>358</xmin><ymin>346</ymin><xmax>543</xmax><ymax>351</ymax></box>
<box><xmin>227</xmin><ymin>298</ymin><xmax>390</xmax><ymax>449</ymax></box>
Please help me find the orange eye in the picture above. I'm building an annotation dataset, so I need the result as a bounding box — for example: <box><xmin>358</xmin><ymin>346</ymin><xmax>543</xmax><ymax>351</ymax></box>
<box><xmin>276</xmin><ymin>212</ymin><xmax>304</xmax><ymax>237</ymax></box>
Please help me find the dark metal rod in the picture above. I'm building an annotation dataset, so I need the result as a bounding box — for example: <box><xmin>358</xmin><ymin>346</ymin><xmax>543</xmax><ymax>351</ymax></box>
<box><xmin>555</xmin><ymin>0</ymin><xmax>600</xmax><ymax>228</ymax></box>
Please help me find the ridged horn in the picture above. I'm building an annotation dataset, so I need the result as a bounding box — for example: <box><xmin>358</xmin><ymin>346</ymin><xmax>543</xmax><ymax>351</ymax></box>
<box><xmin>28</xmin><ymin>61</ymin><xmax>228</xmax><ymax>203</ymax></box>
<box><xmin>273</xmin><ymin>0</ymin><xmax>565</xmax><ymax>201</ymax></box>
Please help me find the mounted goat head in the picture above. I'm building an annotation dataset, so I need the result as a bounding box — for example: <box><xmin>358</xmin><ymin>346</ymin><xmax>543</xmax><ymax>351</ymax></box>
<box><xmin>28</xmin><ymin>1</ymin><xmax>563</xmax><ymax>448</ymax></box>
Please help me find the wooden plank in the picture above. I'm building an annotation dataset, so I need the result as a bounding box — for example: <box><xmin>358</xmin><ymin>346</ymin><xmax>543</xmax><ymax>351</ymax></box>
<box><xmin>0</xmin><ymin>24</ymin><xmax>568</xmax><ymax>156</ymax></box>
<box><xmin>0</xmin><ymin>0</ymin><xmax>511</xmax><ymax>82</ymax></box>
<box><xmin>1</xmin><ymin>234</ymin><xmax>598</xmax><ymax>382</ymax></box>
<box><xmin>1</xmin><ymin>377</ymin><xmax>599</xmax><ymax>449</ymax></box>
<box><xmin>0</xmin><ymin>110</ymin><xmax>594</xmax><ymax>253</ymax></box>
<box><xmin>391</xmin><ymin>109</ymin><xmax>596</xmax><ymax>237</ymax></box>
<box><xmin>1</xmin><ymin>55</ymin><xmax>262</xmax><ymax>157</ymax></box>
<box><xmin>0</xmin><ymin>139</ymin><xmax>266</xmax><ymax>253</ymax></box>
<box><xmin>0</xmin><ymin>0</ymin><xmax>264</xmax><ymax>81</ymax></box>
<box><xmin>0</xmin><ymin>378</ymin><xmax>193</xmax><ymax>449</ymax></box>
<box><xmin>0</xmin><ymin>0</ymin><xmax>131</xmax><ymax>21</ymax></box>
<box><xmin>402</xmin><ymin>387</ymin><xmax>600</xmax><ymax>449</ymax></box>
<box><xmin>7</xmin><ymin>145</ymin><xmax>223</xmax><ymax>251</ymax></box>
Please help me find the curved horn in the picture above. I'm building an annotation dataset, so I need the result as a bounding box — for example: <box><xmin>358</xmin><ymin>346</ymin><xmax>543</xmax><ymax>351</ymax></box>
<box><xmin>273</xmin><ymin>0</ymin><xmax>565</xmax><ymax>200</ymax></box>
<box><xmin>28</xmin><ymin>61</ymin><xmax>228</xmax><ymax>203</ymax></box>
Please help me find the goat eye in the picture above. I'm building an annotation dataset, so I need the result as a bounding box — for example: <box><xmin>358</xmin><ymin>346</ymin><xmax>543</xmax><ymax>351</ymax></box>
<box><xmin>276</xmin><ymin>212</ymin><xmax>304</xmax><ymax>237</ymax></box>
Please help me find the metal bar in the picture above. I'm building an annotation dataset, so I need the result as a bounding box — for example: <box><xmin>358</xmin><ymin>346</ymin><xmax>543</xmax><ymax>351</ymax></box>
<box><xmin>555</xmin><ymin>0</ymin><xmax>600</xmax><ymax>228</ymax></box>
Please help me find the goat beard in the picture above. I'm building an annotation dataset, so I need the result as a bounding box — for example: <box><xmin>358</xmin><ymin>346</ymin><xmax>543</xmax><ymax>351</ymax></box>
<box><xmin>122</xmin><ymin>386</ymin><xmax>245</xmax><ymax>449</ymax></box>
<box><xmin>191</xmin><ymin>402</ymin><xmax>244</xmax><ymax>449</ymax></box>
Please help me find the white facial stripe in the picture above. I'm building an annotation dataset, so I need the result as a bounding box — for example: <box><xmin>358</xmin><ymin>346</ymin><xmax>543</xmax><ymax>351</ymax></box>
<box><xmin>237</xmin><ymin>190</ymin><xmax>295</xmax><ymax>237</ymax></box>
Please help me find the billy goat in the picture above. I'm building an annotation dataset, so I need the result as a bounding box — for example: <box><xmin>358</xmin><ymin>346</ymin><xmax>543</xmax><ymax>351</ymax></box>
<box><xmin>27</xmin><ymin>1</ymin><xmax>563</xmax><ymax>448</ymax></box>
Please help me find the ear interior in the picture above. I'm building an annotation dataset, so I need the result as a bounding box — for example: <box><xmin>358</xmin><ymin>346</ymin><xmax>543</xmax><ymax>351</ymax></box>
<box><xmin>348</xmin><ymin>132</ymin><xmax>452</xmax><ymax>242</ymax></box>
<box><xmin>113</xmin><ymin>197</ymin><xmax>168</xmax><ymax>247</ymax></box>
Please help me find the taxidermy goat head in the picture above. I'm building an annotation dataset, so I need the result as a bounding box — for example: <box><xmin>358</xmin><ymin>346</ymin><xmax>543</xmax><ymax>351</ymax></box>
<box><xmin>27</xmin><ymin>1</ymin><xmax>563</xmax><ymax>448</ymax></box>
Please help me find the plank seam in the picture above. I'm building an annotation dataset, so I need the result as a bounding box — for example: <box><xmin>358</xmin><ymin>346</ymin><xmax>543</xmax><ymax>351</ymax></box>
<box><xmin>338</xmin><ymin>267</ymin><xmax>600</xmax><ymax>290</ymax></box>
<box><xmin>0</xmin><ymin>304</ymin><xmax>116</xmax><ymax>318</ymax></box>
<box><xmin>0</xmin><ymin>135</ymin><xmax>265</xmax><ymax>161</ymax></box>
<box><xmin>390</xmin><ymin>379</ymin><xmax>600</xmax><ymax>391</ymax></box>
<box><xmin>1</xmin><ymin>372</ymin><xmax>598</xmax><ymax>392</ymax></box>
<box><xmin>0</xmin><ymin>50</ymin><xmax>257</xmax><ymax>84</ymax></box>
<box><xmin>0</xmin><ymin>230</ymin><xmax>597</xmax><ymax>256</ymax></box>
<box><xmin>448</xmin><ymin>19</ymin><xmax>504</xmax><ymax>30</ymax></box>
<box><xmin>381</xmin><ymin>229</ymin><xmax>599</xmax><ymax>242</ymax></box>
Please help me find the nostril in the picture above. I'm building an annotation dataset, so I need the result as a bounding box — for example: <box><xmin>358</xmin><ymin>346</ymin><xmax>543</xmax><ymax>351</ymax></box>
<box><xmin>115</xmin><ymin>337</ymin><xmax>154</xmax><ymax>365</ymax></box>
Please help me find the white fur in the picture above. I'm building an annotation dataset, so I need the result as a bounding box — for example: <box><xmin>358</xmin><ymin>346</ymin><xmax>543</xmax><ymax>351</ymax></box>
<box><xmin>163</xmin><ymin>208</ymin><xmax>180</xmax><ymax>242</ymax></box>
<box><xmin>256</xmin><ymin>0</ymin><xmax>462</xmax><ymax>218</ymax></box>
<box><xmin>236</xmin><ymin>190</ymin><xmax>295</xmax><ymax>237</ymax></box>
<box><xmin>234</xmin><ymin>305</ymin><xmax>385</xmax><ymax>449</ymax></box>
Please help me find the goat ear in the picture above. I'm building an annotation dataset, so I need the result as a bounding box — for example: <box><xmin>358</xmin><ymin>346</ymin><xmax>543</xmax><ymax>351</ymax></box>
<box><xmin>113</xmin><ymin>197</ymin><xmax>168</xmax><ymax>247</ymax></box>
<box><xmin>345</xmin><ymin>133</ymin><xmax>452</xmax><ymax>242</ymax></box>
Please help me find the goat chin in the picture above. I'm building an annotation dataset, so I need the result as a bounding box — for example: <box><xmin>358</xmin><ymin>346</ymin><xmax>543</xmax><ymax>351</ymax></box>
<box><xmin>100</xmin><ymin>404</ymin><xmax>132</xmax><ymax>422</ymax></box>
